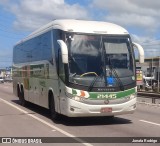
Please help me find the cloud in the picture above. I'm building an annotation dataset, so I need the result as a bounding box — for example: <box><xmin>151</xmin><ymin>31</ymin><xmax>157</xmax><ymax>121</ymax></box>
<box><xmin>3</xmin><ymin>0</ymin><xmax>89</xmax><ymax>31</ymax></box>
<box><xmin>0</xmin><ymin>0</ymin><xmax>9</xmax><ymax>5</ymax></box>
<box><xmin>91</xmin><ymin>0</ymin><xmax>160</xmax><ymax>58</ymax></box>
<box><xmin>92</xmin><ymin>0</ymin><xmax>160</xmax><ymax>34</ymax></box>
<box><xmin>105</xmin><ymin>14</ymin><xmax>156</xmax><ymax>29</ymax></box>
<box><xmin>131</xmin><ymin>34</ymin><xmax>154</xmax><ymax>44</ymax></box>
<box><xmin>131</xmin><ymin>34</ymin><xmax>160</xmax><ymax>58</ymax></box>
<box><xmin>130</xmin><ymin>0</ymin><xmax>160</xmax><ymax>11</ymax></box>
<box><xmin>1</xmin><ymin>0</ymin><xmax>160</xmax><ymax>35</ymax></box>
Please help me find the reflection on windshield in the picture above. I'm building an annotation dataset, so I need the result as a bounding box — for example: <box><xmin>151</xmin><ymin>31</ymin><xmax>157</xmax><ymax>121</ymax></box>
<box><xmin>67</xmin><ymin>34</ymin><xmax>102</xmax><ymax>76</ymax></box>
<box><xmin>104</xmin><ymin>37</ymin><xmax>133</xmax><ymax>70</ymax></box>
<box><xmin>66</xmin><ymin>33</ymin><xmax>135</xmax><ymax>88</ymax></box>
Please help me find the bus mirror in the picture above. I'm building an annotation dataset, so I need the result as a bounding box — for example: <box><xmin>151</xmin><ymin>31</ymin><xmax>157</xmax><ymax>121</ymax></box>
<box><xmin>132</xmin><ymin>42</ymin><xmax>144</xmax><ymax>63</ymax></box>
<box><xmin>57</xmin><ymin>40</ymin><xmax>68</xmax><ymax>64</ymax></box>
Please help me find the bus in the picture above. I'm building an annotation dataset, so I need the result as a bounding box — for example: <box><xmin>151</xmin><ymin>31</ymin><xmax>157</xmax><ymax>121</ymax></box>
<box><xmin>13</xmin><ymin>19</ymin><xmax>144</xmax><ymax>120</ymax></box>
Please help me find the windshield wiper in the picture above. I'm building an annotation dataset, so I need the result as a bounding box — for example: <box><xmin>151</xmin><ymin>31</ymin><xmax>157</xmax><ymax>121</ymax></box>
<box><xmin>108</xmin><ymin>58</ymin><xmax>124</xmax><ymax>91</ymax></box>
<box><xmin>71</xmin><ymin>73</ymin><xmax>76</xmax><ymax>77</ymax></box>
<box><xmin>88</xmin><ymin>74</ymin><xmax>103</xmax><ymax>92</ymax></box>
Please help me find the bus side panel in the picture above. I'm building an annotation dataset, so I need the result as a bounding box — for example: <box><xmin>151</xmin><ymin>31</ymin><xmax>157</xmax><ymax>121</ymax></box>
<box><xmin>39</xmin><ymin>63</ymin><xmax>60</xmax><ymax>110</ymax></box>
<box><xmin>12</xmin><ymin>65</ymin><xmax>29</xmax><ymax>101</ymax></box>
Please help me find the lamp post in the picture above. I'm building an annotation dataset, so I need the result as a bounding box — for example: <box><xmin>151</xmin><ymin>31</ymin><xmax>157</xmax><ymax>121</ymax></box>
<box><xmin>158</xmin><ymin>56</ymin><xmax>160</xmax><ymax>92</ymax></box>
<box><xmin>151</xmin><ymin>57</ymin><xmax>153</xmax><ymax>91</ymax></box>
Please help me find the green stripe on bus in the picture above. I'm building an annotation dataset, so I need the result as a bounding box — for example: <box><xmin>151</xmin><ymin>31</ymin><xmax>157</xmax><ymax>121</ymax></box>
<box><xmin>72</xmin><ymin>88</ymin><xmax>135</xmax><ymax>99</ymax></box>
<box><xmin>89</xmin><ymin>88</ymin><xmax>135</xmax><ymax>99</ymax></box>
<box><xmin>72</xmin><ymin>90</ymin><xmax>77</xmax><ymax>95</ymax></box>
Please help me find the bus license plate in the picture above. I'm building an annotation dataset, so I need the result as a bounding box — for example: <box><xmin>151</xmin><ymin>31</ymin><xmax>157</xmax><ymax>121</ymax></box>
<box><xmin>100</xmin><ymin>107</ymin><xmax>112</xmax><ymax>113</ymax></box>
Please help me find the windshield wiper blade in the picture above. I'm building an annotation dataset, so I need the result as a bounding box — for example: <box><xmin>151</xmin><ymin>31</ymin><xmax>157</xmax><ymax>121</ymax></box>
<box><xmin>108</xmin><ymin>58</ymin><xmax>124</xmax><ymax>91</ymax></box>
<box><xmin>88</xmin><ymin>74</ymin><xmax>103</xmax><ymax>92</ymax></box>
<box><xmin>88</xmin><ymin>76</ymin><xmax>98</xmax><ymax>92</ymax></box>
<box><xmin>71</xmin><ymin>73</ymin><xmax>76</xmax><ymax>77</ymax></box>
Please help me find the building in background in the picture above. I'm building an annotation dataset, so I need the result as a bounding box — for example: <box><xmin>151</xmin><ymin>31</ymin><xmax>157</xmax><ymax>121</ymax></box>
<box><xmin>136</xmin><ymin>56</ymin><xmax>160</xmax><ymax>91</ymax></box>
<box><xmin>136</xmin><ymin>56</ymin><xmax>160</xmax><ymax>80</ymax></box>
<box><xmin>0</xmin><ymin>67</ymin><xmax>12</xmax><ymax>81</ymax></box>
<box><xmin>0</xmin><ymin>69</ymin><xmax>6</xmax><ymax>78</ymax></box>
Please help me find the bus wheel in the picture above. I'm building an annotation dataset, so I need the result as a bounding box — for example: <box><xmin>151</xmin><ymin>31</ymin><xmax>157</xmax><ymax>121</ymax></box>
<box><xmin>19</xmin><ymin>87</ymin><xmax>26</xmax><ymax>106</ymax></box>
<box><xmin>49</xmin><ymin>95</ymin><xmax>59</xmax><ymax>121</ymax></box>
<box><xmin>107</xmin><ymin>116</ymin><xmax>114</xmax><ymax>120</ymax></box>
<box><xmin>17</xmin><ymin>85</ymin><xmax>20</xmax><ymax>98</ymax></box>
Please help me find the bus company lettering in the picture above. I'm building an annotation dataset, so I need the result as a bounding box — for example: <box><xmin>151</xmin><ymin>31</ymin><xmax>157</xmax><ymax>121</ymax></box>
<box><xmin>97</xmin><ymin>94</ymin><xmax>117</xmax><ymax>99</ymax></box>
<box><xmin>32</xmin><ymin>66</ymin><xmax>44</xmax><ymax>77</ymax></box>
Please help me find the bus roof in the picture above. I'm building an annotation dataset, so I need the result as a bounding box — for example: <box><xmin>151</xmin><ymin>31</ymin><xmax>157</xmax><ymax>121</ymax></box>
<box><xmin>16</xmin><ymin>19</ymin><xmax>129</xmax><ymax>44</ymax></box>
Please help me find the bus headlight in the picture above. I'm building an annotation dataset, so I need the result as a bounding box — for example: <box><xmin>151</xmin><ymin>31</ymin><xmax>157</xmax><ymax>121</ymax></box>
<box><xmin>65</xmin><ymin>92</ymin><xmax>74</xmax><ymax>98</ymax></box>
<box><xmin>74</xmin><ymin>96</ymin><xmax>84</xmax><ymax>102</ymax></box>
<box><xmin>65</xmin><ymin>92</ymin><xmax>85</xmax><ymax>102</ymax></box>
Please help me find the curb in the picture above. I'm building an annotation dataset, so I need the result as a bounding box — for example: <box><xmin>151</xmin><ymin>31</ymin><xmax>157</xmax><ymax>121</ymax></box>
<box><xmin>137</xmin><ymin>92</ymin><xmax>160</xmax><ymax>98</ymax></box>
<box><xmin>137</xmin><ymin>101</ymin><xmax>160</xmax><ymax>107</ymax></box>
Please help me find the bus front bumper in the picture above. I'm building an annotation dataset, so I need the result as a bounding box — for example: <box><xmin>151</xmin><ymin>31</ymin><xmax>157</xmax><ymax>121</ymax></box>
<box><xmin>60</xmin><ymin>97</ymin><xmax>137</xmax><ymax>117</ymax></box>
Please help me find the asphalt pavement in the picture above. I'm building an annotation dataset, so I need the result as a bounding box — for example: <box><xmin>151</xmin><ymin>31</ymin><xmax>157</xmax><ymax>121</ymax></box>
<box><xmin>0</xmin><ymin>83</ymin><xmax>160</xmax><ymax>146</ymax></box>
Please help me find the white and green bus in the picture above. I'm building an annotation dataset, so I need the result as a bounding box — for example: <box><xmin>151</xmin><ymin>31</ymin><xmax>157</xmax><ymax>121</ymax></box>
<box><xmin>13</xmin><ymin>19</ymin><xmax>144</xmax><ymax>120</ymax></box>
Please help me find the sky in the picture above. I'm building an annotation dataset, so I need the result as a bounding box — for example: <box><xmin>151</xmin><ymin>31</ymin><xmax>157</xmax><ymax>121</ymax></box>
<box><xmin>0</xmin><ymin>0</ymin><xmax>160</xmax><ymax>68</ymax></box>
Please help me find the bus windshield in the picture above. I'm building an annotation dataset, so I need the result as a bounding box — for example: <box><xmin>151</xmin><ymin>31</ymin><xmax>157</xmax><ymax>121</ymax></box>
<box><xmin>65</xmin><ymin>33</ymin><xmax>135</xmax><ymax>89</ymax></box>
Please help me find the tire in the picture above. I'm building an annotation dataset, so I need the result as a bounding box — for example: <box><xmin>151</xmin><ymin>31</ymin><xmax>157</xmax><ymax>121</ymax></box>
<box><xmin>49</xmin><ymin>95</ymin><xmax>59</xmax><ymax>121</ymax></box>
<box><xmin>107</xmin><ymin>116</ymin><xmax>114</xmax><ymax>120</ymax></box>
<box><xmin>17</xmin><ymin>86</ymin><xmax>20</xmax><ymax>98</ymax></box>
<box><xmin>19</xmin><ymin>87</ymin><xmax>26</xmax><ymax>106</ymax></box>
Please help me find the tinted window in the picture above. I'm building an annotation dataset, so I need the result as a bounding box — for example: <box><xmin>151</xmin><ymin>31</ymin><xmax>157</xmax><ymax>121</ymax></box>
<box><xmin>13</xmin><ymin>31</ymin><xmax>52</xmax><ymax>64</ymax></box>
